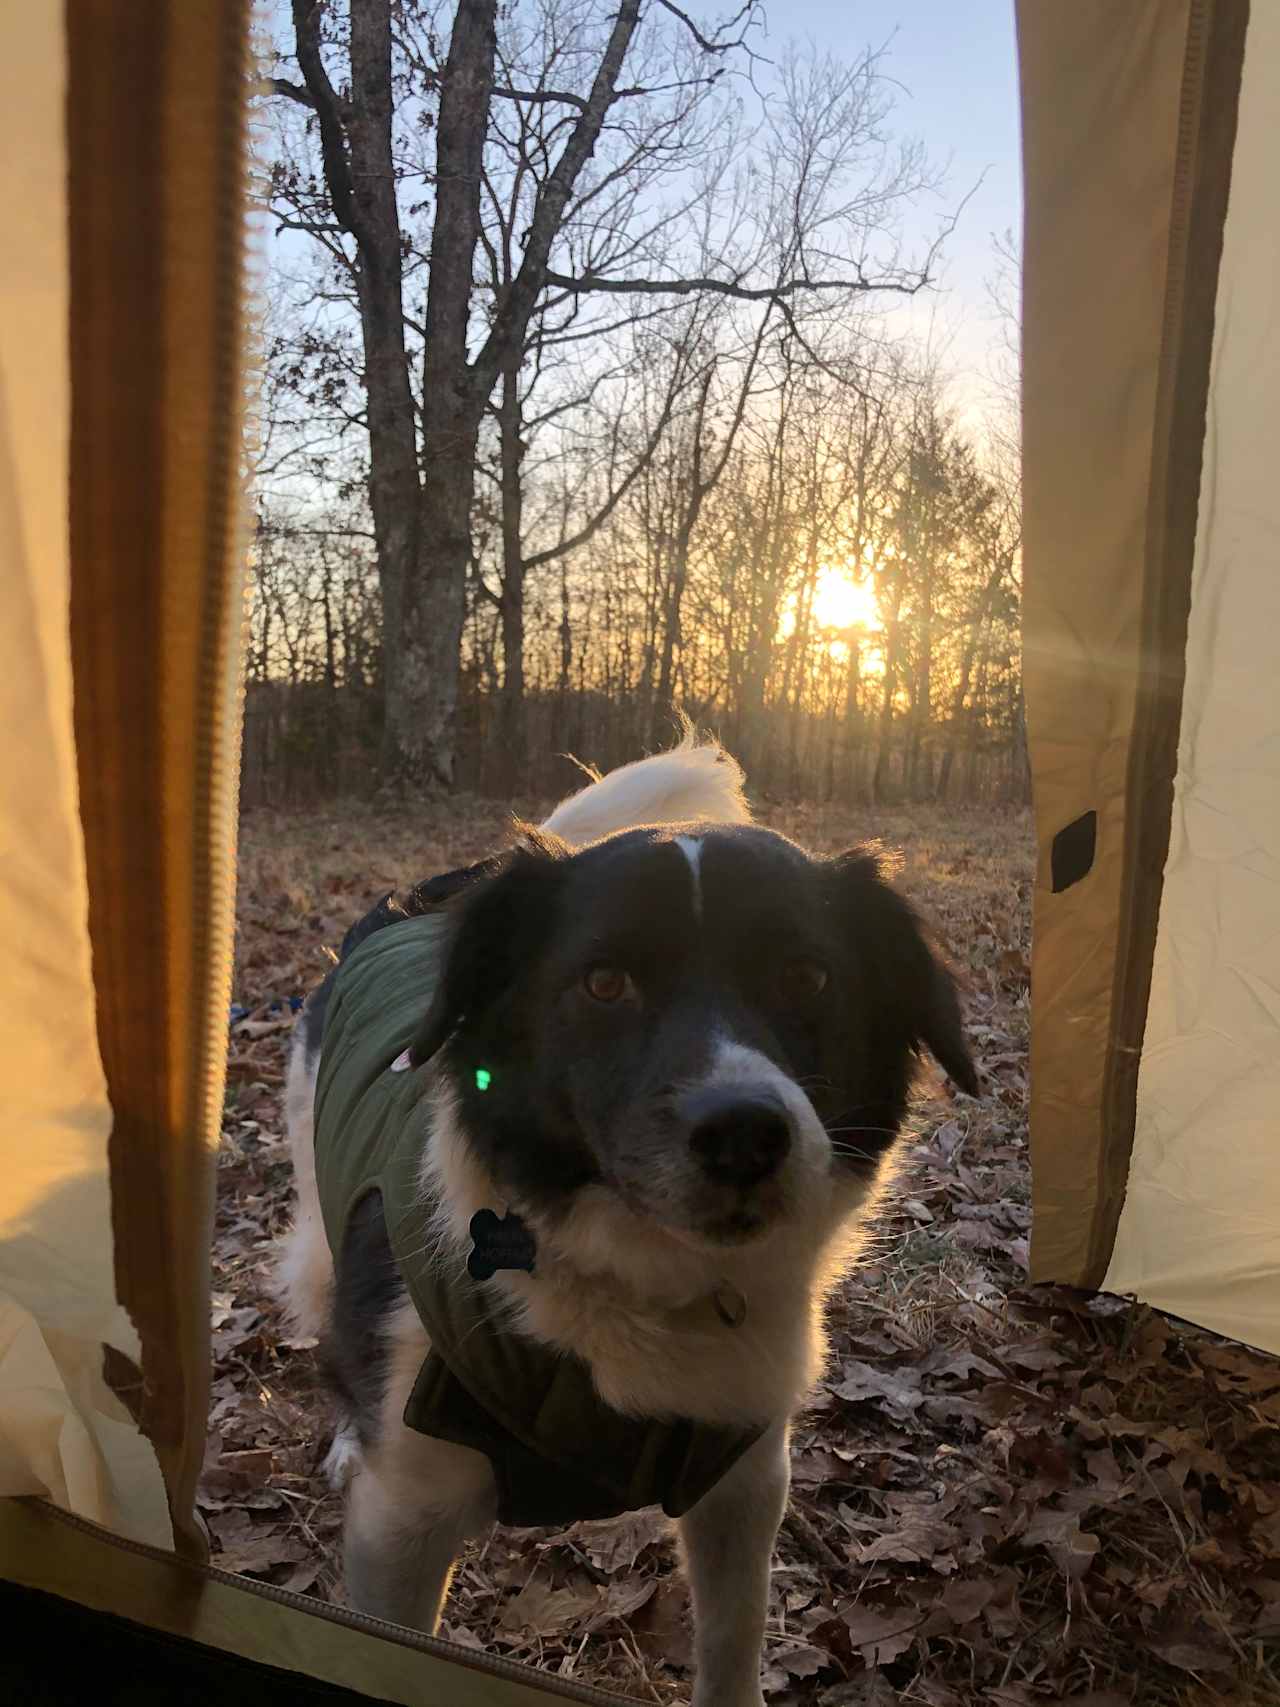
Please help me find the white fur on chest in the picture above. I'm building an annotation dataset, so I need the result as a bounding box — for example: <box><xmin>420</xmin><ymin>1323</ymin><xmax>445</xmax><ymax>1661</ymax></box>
<box><xmin>420</xmin><ymin>1084</ymin><xmax>877</xmax><ymax>1429</ymax></box>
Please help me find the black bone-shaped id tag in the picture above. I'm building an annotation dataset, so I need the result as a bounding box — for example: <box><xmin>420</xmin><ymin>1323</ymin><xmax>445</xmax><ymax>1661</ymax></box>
<box><xmin>467</xmin><ymin>1209</ymin><xmax>536</xmax><ymax>1281</ymax></box>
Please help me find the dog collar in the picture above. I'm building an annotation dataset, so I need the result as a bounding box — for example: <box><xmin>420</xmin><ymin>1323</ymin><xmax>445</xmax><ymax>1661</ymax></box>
<box><xmin>664</xmin><ymin>1279</ymin><xmax>748</xmax><ymax>1331</ymax></box>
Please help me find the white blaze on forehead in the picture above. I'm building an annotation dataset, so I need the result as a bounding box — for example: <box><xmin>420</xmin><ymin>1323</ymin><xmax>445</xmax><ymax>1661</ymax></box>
<box><xmin>675</xmin><ymin>833</ymin><xmax>705</xmax><ymax>920</ymax></box>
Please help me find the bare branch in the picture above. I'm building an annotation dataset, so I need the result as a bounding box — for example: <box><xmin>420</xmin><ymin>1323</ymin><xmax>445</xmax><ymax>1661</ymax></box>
<box><xmin>543</xmin><ymin>267</ymin><xmax>933</xmax><ymax>301</ymax></box>
<box><xmin>526</xmin><ymin>358</ymin><xmax>690</xmax><ymax>568</ymax></box>
<box><xmin>493</xmin><ymin>84</ymin><xmax>588</xmax><ymax>111</ymax></box>
<box><xmin>469</xmin><ymin>0</ymin><xmax>644</xmax><ymax>395</ymax></box>
<box><xmin>493</xmin><ymin>73</ymin><xmax>722</xmax><ymax>109</ymax></box>
<box><xmin>654</xmin><ymin>0</ymin><xmax>757</xmax><ymax>57</ymax></box>
<box><xmin>774</xmin><ymin>297</ymin><xmax>877</xmax><ymax>404</ymax></box>
<box><xmin>290</xmin><ymin>0</ymin><xmax>363</xmax><ymax>244</ymax></box>
<box><xmin>268</xmin><ymin>76</ymin><xmax>316</xmax><ymax>109</ymax></box>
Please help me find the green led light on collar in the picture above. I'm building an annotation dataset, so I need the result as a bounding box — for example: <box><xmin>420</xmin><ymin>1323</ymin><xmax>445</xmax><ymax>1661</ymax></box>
<box><xmin>474</xmin><ymin>1067</ymin><xmax>492</xmax><ymax>1092</ymax></box>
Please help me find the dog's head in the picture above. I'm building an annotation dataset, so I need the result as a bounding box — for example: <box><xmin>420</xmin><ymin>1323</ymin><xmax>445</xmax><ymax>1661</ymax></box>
<box><xmin>410</xmin><ymin>824</ymin><xmax>976</xmax><ymax>1252</ymax></box>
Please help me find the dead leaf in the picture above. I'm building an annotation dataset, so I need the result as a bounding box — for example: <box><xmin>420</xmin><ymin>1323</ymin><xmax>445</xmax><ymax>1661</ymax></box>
<box><xmin>791</xmin><ymin>1445</ymin><xmax>860</xmax><ymax>1485</ymax></box>
<box><xmin>831</xmin><ymin>1360</ymin><xmax>924</xmax><ymax>1420</ymax></box>
<box><xmin>1008</xmin><ymin>1430</ymin><xmax>1072</xmax><ymax>1485</ymax></box>
<box><xmin>585</xmin><ymin>1575</ymin><xmax>656</xmax><ymax>1632</ymax></box>
<box><xmin>276</xmin><ymin>1559</ymin><xmax>324</xmax><ymax>1595</ymax></box>
<box><xmin>218</xmin><ymin>1447</ymin><xmax>274</xmax><ymax>1478</ymax></box>
<box><xmin>919</xmin><ymin>1346</ymin><xmax>1003</xmax><ymax>1382</ymax></box>
<box><xmin>998</xmin><ymin>947</ymin><xmax>1029</xmax><ymax>983</ymax></box>
<box><xmin>630</xmin><ymin>1576</ymin><xmax>693</xmax><ymax>1670</ymax></box>
<box><xmin>760</xmin><ymin>1643</ymin><xmax>828</xmax><ymax>1692</ymax></box>
<box><xmin>497</xmin><ymin>1571</ymin><xmax>601</xmax><ymax>1636</ymax></box>
<box><xmin>1083</xmin><ymin>1446</ymin><xmax>1125</xmax><ymax>1490</ymax></box>
<box><xmin>1196</xmin><ymin>1343</ymin><xmax>1280</xmax><ymax>1394</ymax></box>
<box><xmin>234</xmin><ymin>1016</ymin><xmax>295</xmax><ymax>1039</ymax></box>
<box><xmin>1134</xmin><ymin>1576</ymin><xmax>1179</xmax><ymax>1610</ymax></box>
<box><xmin>554</xmin><ymin>1509</ymin><xmax>670</xmax><ymax>1575</ymax></box>
<box><xmin>853</xmin><ymin>1524</ymin><xmax>960</xmax><ymax>1569</ymax></box>
<box><xmin>839</xmin><ymin>1603</ymin><xmax>922</xmax><ymax>1666</ymax></box>
<box><xmin>1019</xmin><ymin>1506</ymin><xmax>1099</xmax><ymax>1579</ymax></box>
<box><xmin>936</xmin><ymin>1577</ymin><xmax>997</xmax><ymax>1625</ymax></box>
<box><xmin>1143</xmin><ymin>1632</ymin><xmax>1234</xmax><ymax>1675</ymax></box>
<box><xmin>437</xmin><ymin>1620</ymin><xmax>487</xmax><ymax>1652</ymax></box>
<box><xmin>1002</xmin><ymin>1338</ymin><xmax>1068</xmax><ymax>1374</ymax></box>
<box><xmin>1049</xmin><ymin>1696</ymin><xmax>1131</xmax><ymax>1707</ymax></box>
<box><xmin>209</xmin><ymin>1506</ymin><xmax>310</xmax><ymax>1577</ymax></box>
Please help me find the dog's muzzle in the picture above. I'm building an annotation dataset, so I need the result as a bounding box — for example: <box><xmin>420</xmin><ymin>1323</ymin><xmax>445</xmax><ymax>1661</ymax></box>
<box><xmin>678</xmin><ymin>1086</ymin><xmax>793</xmax><ymax>1189</ymax></box>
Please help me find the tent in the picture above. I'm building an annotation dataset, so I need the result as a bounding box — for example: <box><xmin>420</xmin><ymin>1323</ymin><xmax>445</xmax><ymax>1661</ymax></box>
<box><xmin>0</xmin><ymin>2</ymin><xmax>607</xmax><ymax>1700</ymax></box>
<box><xmin>1019</xmin><ymin>0</ymin><xmax>1280</xmax><ymax>1358</ymax></box>
<box><xmin>0</xmin><ymin>0</ymin><xmax>1274</xmax><ymax>1700</ymax></box>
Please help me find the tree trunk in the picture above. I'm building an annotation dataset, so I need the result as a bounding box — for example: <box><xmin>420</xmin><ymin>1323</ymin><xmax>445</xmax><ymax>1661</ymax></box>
<box><xmin>390</xmin><ymin>0</ymin><xmax>498</xmax><ymax>790</ymax></box>
<box><xmin>554</xmin><ymin>561</ymin><xmax>573</xmax><ymax>750</ymax></box>
<box><xmin>497</xmin><ymin>363</ymin><xmax>526</xmax><ymax>777</ymax></box>
<box><xmin>653</xmin><ymin>504</ymin><xmax>701</xmax><ymax>740</ymax></box>
<box><xmin>321</xmin><ymin>558</ymin><xmax>338</xmax><ymax>790</ymax></box>
<box><xmin>299</xmin><ymin>0</ymin><xmax>422</xmax><ymax>782</ymax></box>
<box><xmin>873</xmin><ymin>570</ymin><xmax>905</xmax><ymax>804</ymax></box>
<box><xmin>1012</xmin><ymin>676</ymin><xmax>1032</xmax><ymax>805</ymax></box>
<box><xmin>912</xmin><ymin>564</ymin><xmax>933</xmax><ymax>800</ymax></box>
<box><xmin>937</xmin><ymin>555</ymin><xmax>1009</xmax><ymax>801</ymax></box>
<box><xmin>785</xmin><ymin>559</ymin><xmax>817</xmax><ymax>796</ymax></box>
<box><xmin>965</xmin><ymin>640</ymin><xmax>992</xmax><ymax>802</ymax></box>
<box><xmin>843</xmin><ymin>632</ymin><xmax>863</xmax><ymax>803</ymax></box>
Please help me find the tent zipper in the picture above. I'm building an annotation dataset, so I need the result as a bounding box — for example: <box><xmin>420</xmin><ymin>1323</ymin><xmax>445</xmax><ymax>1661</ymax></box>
<box><xmin>28</xmin><ymin>1499</ymin><xmax>644</xmax><ymax>1706</ymax></box>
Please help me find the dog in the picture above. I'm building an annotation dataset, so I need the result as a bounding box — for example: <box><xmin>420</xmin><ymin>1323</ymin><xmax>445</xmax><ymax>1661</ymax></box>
<box><xmin>277</xmin><ymin>733</ymin><xmax>976</xmax><ymax>1707</ymax></box>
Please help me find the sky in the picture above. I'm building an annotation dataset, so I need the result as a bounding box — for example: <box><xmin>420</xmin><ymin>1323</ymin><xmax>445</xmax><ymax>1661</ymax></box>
<box><xmin>773</xmin><ymin>0</ymin><xmax>1023</xmax><ymax>411</ymax></box>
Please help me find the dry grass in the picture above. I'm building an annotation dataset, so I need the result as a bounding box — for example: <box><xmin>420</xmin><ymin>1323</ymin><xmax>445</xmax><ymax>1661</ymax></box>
<box><xmin>209</xmin><ymin>787</ymin><xmax>1279</xmax><ymax>1706</ymax></box>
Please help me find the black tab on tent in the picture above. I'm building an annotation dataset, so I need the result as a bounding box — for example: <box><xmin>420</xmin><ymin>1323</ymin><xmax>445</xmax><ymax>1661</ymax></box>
<box><xmin>1050</xmin><ymin>811</ymin><xmax>1097</xmax><ymax>893</ymax></box>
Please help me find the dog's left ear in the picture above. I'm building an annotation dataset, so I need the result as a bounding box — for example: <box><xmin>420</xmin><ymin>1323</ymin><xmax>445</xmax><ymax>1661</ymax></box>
<box><xmin>828</xmin><ymin>845</ymin><xmax>979</xmax><ymax>1097</ymax></box>
<box><xmin>408</xmin><ymin>827</ymin><xmax>570</xmax><ymax>1067</ymax></box>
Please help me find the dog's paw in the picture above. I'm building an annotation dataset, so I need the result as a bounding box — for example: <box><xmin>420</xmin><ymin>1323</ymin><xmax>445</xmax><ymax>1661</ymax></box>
<box><xmin>321</xmin><ymin>1420</ymin><xmax>361</xmax><ymax>1491</ymax></box>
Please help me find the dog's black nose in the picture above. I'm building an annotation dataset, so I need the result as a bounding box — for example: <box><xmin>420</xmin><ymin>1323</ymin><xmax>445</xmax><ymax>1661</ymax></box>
<box><xmin>683</xmin><ymin>1090</ymin><xmax>792</xmax><ymax>1187</ymax></box>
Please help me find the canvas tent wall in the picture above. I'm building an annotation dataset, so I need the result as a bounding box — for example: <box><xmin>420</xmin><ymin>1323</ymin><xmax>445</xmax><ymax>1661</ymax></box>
<box><xmin>1018</xmin><ymin>0</ymin><xmax>1280</xmax><ymax>1356</ymax></box>
<box><xmin>0</xmin><ymin>3</ymin><xmax>626</xmax><ymax>1701</ymax></box>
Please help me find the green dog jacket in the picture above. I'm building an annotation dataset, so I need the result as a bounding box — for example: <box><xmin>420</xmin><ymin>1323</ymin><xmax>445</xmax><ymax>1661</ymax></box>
<box><xmin>312</xmin><ymin>910</ymin><xmax>765</xmax><ymax>1528</ymax></box>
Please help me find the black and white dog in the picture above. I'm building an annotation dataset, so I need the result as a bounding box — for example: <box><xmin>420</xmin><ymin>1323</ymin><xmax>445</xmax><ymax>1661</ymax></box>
<box><xmin>278</xmin><ymin>735</ymin><xmax>976</xmax><ymax>1706</ymax></box>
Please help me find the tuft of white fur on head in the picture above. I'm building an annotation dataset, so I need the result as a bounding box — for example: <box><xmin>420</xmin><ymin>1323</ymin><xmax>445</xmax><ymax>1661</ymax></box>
<box><xmin>542</xmin><ymin>724</ymin><xmax>749</xmax><ymax>850</ymax></box>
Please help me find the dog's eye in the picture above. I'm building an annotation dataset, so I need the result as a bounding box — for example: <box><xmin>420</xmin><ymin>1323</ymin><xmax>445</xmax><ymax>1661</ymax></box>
<box><xmin>584</xmin><ymin>966</ymin><xmax>634</xmax><ymax>1004</ymax></box>
<box><xmin>781</xmin><ymin>959</ymin><xmax>828</xmax><ymax>1000</ymax></box>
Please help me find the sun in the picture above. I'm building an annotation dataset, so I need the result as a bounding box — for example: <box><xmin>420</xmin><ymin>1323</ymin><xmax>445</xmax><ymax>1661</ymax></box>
<box><xmin>810</xmin><ymin>566</ymin><xmax>880</xmax><ymax>633</ymax></box>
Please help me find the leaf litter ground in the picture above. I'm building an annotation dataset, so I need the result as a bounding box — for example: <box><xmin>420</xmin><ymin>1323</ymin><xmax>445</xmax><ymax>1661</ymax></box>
<box><xmin>210</xmin><ymin>794</ymin><xmax>1280</xmax><ymax>1704</ymax></box>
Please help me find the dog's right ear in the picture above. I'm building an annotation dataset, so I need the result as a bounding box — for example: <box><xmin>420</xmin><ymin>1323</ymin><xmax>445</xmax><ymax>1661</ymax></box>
<box><xmin>408</xmin><ymin>827</ymin><xmax>570</xmax><ymax>1066</ymax></box>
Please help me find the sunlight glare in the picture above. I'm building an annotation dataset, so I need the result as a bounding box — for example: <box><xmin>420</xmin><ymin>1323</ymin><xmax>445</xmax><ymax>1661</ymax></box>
<box><xmin>811</xmin><ymin>566</ymin><xmax>880</xmax><ymax>633</ymax></box>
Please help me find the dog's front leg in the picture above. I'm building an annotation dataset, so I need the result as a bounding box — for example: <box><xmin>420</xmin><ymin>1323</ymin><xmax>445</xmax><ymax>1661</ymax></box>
<box><xmin>343</xmin><ymin>1428</ymin><xmax>497</xmax><ymax>1634</ymax></box>
<box><xmin>678</xmin><ymin>1421</ymin><xmax>789</xmax><ymax>1707</ymax></box>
